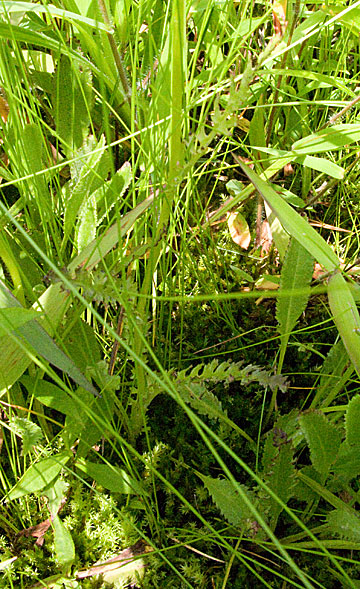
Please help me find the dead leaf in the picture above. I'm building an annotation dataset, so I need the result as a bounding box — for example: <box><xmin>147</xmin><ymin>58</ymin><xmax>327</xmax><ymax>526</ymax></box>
<box><xmin>227</xmin><ymin>211</ymin><xmax>251</xmax><ymax>249</ymax></box>
<box><xmin>76</xmin><ymin>539</ymin><xmax>152</xmax><ymax>584</ymax></box>
<box><xmin>256</xmin><ymin>219</ymin><xmax>272</xmax><ymax>255</ymax></box>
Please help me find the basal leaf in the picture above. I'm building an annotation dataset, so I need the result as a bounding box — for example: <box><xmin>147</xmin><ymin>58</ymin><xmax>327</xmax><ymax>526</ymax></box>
<box><xmin>327</xmin><ymin>508</ymin><xmax>360</xmax><ymax>543</ymax></box>
<box><xmin>8</xmin><ymin>452</ymin><xmax>71</xmax><ymax>500</ymax></box>
<box><xmin>21</xmin><ymin>376</ymin><xmax>79</xmax><ymax>416</ymax></box>
<box><xmin>293</xmin><ymin>155</ymin><xmax>344</xmax><ymax>179</ymax></box>
<box><xmin>8</xmin><ymin>416</ymin><xmax>43</xmax><ymax>456</ymax></box>
<box><xmin>53</xmin><ymin>515</ymin><xmax>75</xmax><ymax>569</ymax></box>
<box><xmin>332</xmin><ymin>441</ymin><xmax>360</xmax><ymax>483</ymax></box>
<box><xmin>75</xmin><ymin>459</ymin><xmax>146</xmax><ymax>495</ymax></box>
<box><xmin>276</xmin><ymin>238</ymin><xmax>314</xmax><ymax>338</ymax></box>
<box><xmin>328</xmin><ymin>271</ymin><xmax>360</xmax><ymax>377</ymax></box>
<box><xmin>298</xmin><ymin>411</ymin><xmax>342</xmax><ymax>477</ymax></box>
<box><xmin>345</xmin><ymin>395</ymin><xmax>360</xmax><ymax>447</ymax></box>
<box><xmin>199</xmin><ymin>474</ymin><xmax>254</xmax><ymax>526</ymax></box>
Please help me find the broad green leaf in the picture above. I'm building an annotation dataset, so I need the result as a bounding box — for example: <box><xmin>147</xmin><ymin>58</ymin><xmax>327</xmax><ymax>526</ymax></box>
<box><xmin>226</xmin><ymin>179</ymin><xmax>246</xmax><ymax>199</ymax></box>
<box><xmin>53</xmin><ymin>515</ymin><xmax>75</xmax><ymax>569</ymax></box>
<box><xmin>238</xmin><ymin>162</ymin><xmax>339</xmax><ymax>271</ymax></box>
<box><xmin>298</xmin><ymin>411</ymin><xmax>342</xmax><ymax>477</ymax></box>
<box><xmin>199</xmin><ymin>474</ymin><xmax>254</xmax><ymax>526</ymax></box>
<box><xmin>22</xmin><ymin>124</ymin><xmax>50</xmax><ymax>214</ymax></box>
<box><xmin>292</xmin><ymin>124</ymin><xmax>360</xmax><ymax>155</ymax></box>
<box><xmin>327</xmin><ymin>508</ymin><xmax>360</xmax><ymax>543</ymax></box>
<box><xmin>276</xmin><ymin>238</ymin><xmax>314</xmax><ymax>338</ymax></box>
<box><xmin>345</xmin><ymin>395</ymin><xmax>360</xmax><ymax>446</ymax></box>
<box><xmin>252</xmin><ymin>146</ymin><xmax>345</xmax><ymax>179</ymax></box>
<box><xmin>75</xmin><ymin>459</ymin><xmax>147</xmax><ymax>495</ymax></box>
<box><xmin>328</xmin><ymin>271</ymin><xmax>360</xmax><ymax>377</ymax></box>
<box><xmin>321</xmin><ymin>5</ymin><xmax>360</xmax><ymax>36</ymax></box>
<box><xmin>0</xmin><ymin>308</ymin><xmax>41</xmax><ymax>335</ymax></box>
<box><xmin>0</xmin><ymin>2</ymin><xmax>111</xmax><ymax>31</ymax></box>
<box><xmin>8</xmin><ymin>452</ymin><xmax>70</xmax><ymax>500</ymax></box>
<box><xmin>0</xmin><ymin>282</ymin><xmax>98</xmax><ymax>397</ymax></box>
<box><xmin>294</xmin><ymin>155</ymin><xmax>344</xmax><ymax>179</ymax></box>
<box><xmin>8</xmin><ymin>416</ymin><xmax>43</xmax><ymax>456</ymax></box>
<box><xmin>21</xmin><ymin>376</ymin><xmax>79</xmax><ymax>416</ymax></box>
<box><xmin>43</xmin><ymin>478</ymin><xmax>69</xmax><ymax>517</ymax></box>
<box><xmin>53</xmin><ymin>55</ymin><xmax>92</xmax><ymax>155</ymax></box>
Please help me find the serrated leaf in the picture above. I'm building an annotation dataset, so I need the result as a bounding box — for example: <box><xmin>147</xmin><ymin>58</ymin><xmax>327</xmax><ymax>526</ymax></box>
<box><xmin>53</xmin><ymin>515</ymin><xmax>75</xmax><ymax>569</ymax></box>
<box><xmin>263</xmin><ymin>437</ymin><xmax>295</xmax><ymax>529</ymax></box>
<box><xmin>332</xmin><ymin>441</ymin><xmax>360</xmax><ymax>483</ymax></box>
<box><xmin>276</xmin><ymin>238</ymin><xmax>314</xmax><ymax>338</ymax></box>
<box><xmin>76</xmin><ymin>192</ymin><xmax>97</xmax><ymax>252</ymax></box>
<box><xmin>8</xmin><ymin>416</ymin><xmax>43</xmax><ymax>456</ymax></box>
<box><xmin>75</xmin><ymin>459</ymin><xmax>146</xmax><ymax>495</ymax></box>
<box><xmin>327</xmin><ymin>508</ymin><xmax>360</xmax><ymax>542</ymax></box>
<box><xmin>8</xmin><ymin>452</ymin><xmax>71</xmax><ymax>500</ymax></box>
<box><xmin>346</xmin><ymin>395</ymin><xmax>360</xmax><ymax>446</ymax></box>
<box><xmin>227</xmin><ymin>211</ymin><xmax>251</xmax><ymax>249</ymax></box>
<box><xmin>199</xmin><ymin>474</ymin><xmax>253</xmax><ymax>526</ymax></box>
<box><xmin>63</xmin><ymin>135</ymin><xmax>110</xmax><ymax>249</ymax></box>
<box><xmin>298</xmin><ymin>411</ymin><xmax>342</xmax><ymax>477</ymax></box>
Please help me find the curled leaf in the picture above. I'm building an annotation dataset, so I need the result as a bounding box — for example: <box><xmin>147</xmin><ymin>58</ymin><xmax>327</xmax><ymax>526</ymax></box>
<box><xmin>227</xmin><ymin>211</ymin><xmax>251</xmax><ymax>249</ymax></box>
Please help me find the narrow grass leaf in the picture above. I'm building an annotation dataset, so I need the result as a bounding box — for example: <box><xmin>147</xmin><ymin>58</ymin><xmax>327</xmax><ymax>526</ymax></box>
<box><xmin>328</xmin><ymin>271</ymin><xmax>360</xmax><ymax>376</ymax></box>
<box><xmin>52</xmin><ymin>515</ymin><xmax>75</xmax><ymax>569</ymax></box>
<box><xmin>239</xmin><ymin>162</ymin><xmax>339</xmax><ymax>271</ymax></box>
<box><xmin>292</xmin><ymin>124</ymin><xmax>360</xmax><ymax>154</ymax></box>
<box><xmin>298</xmin><ymin>411</ymin><xmax>342</xmax><ymax>477</ymax></box>
<box><xmin>8</xmin><ymin>452</ymin><xmax>71</xmax><ymax>500</ymax></box>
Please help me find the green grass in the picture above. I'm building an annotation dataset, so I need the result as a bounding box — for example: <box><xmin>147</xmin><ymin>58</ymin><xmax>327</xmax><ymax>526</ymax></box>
<box><xmin>0</xmin><ymin>0</ymin><xmax>360</xmax><ymax>587</ymax></box>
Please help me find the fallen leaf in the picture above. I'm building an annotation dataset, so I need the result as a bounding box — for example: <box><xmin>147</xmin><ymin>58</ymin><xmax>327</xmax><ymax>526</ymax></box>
<box><xmin>227</xmin><ymin>211</ymin><xmax>251</xmax><ymax>249</ymax></box>
<box><xmin>77</xmin><ymin>539</ymin><xmax>153</xmax><ymax>585</ymax></box>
